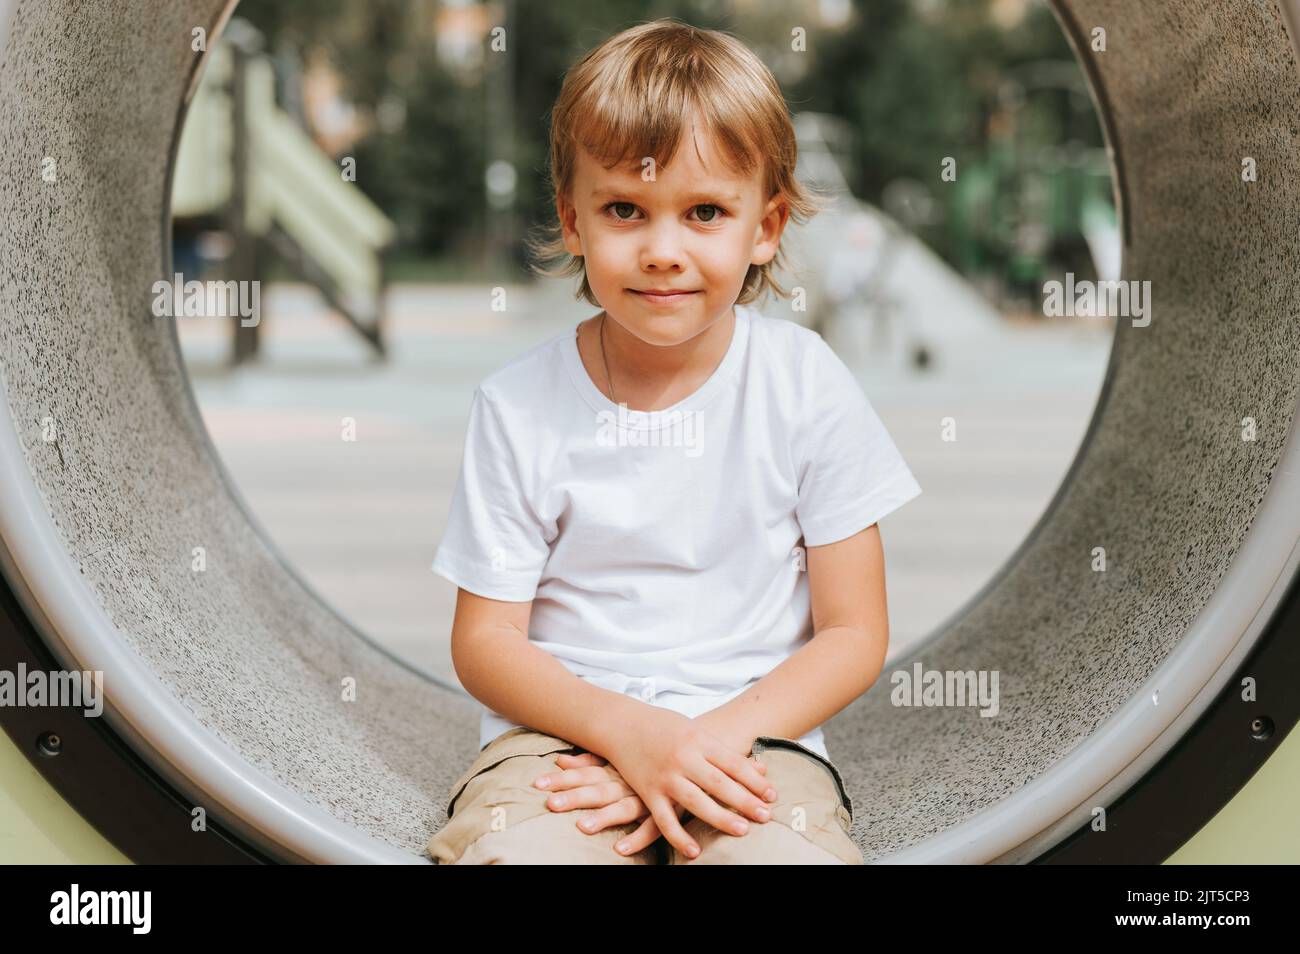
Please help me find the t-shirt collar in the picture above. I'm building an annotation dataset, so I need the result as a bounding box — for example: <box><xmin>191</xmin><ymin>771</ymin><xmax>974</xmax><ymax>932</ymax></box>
<box><xmin>563</xmin><ymin>302</ymin><xmax>751</xmax><ymax>429</ymax></box>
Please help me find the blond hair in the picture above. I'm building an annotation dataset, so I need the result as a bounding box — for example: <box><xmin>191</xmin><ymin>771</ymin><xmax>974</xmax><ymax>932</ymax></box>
<box><xmin>527</xmin><ymin>18</ymin><xmax>828</xmax><ymax>308</ymax></box>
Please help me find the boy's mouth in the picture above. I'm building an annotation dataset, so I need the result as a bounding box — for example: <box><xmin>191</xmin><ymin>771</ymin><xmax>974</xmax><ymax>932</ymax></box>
<box><xmin>628</xmin><ymin>288</ymin><xmax>700</xmax><ymax>305</ymax></box>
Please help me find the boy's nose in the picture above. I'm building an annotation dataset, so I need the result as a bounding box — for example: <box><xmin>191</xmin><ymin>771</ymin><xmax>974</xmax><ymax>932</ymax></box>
<box><xmin>638</xmin><ymin>225</ymin><xmax>687</xmax><ymax>272</ymax></box>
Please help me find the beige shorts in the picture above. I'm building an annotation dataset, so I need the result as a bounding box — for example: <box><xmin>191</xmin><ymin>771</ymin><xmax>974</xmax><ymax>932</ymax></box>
<box><xmin>427</xmin><ymin>726</ymin><xmax>864</xmax><ymax>865</ymax></box>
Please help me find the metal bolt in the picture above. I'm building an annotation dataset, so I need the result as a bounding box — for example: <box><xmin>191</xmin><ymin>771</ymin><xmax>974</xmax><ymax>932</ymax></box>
<box><xmin>1250</xmin><ymin>716</ymin><xmax>1274</xmax><ymax>741</ymax></box>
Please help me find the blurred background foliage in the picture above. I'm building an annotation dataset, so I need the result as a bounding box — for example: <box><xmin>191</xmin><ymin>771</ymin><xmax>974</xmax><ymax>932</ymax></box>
<box><xmin>232</xmin><ymin>0</ymin><xmax>1109</xmax><ymax>295</ymax></box>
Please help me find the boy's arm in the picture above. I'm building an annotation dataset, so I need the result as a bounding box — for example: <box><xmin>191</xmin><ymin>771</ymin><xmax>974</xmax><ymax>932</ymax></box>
<box><xmin>696</xmin><ymin>524</ymin><xmax>890</xmax><ymax>753</ymax></box>
<box><xmin>448</xmin><ymin>587</ymin><xmax>652</xmax><ymax>756</ymax></box>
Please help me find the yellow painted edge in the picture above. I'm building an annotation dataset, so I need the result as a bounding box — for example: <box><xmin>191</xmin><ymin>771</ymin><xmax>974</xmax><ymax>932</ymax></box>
<box><xmin>1167</xmin><ymin>719</ymin><xmax>1300</xmax><ymax>863</ymax></box>
<box><xmin>0</xmin><ymin>728</ymin><xmax>130</xmax><ymax>863</ymax></box>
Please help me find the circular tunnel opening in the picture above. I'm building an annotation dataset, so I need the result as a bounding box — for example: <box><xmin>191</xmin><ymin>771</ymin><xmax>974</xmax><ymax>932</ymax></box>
<box><xmin>168</xmin><ymin>1</ymin><xmax>1117</xmax><ymax>722</ymax></box>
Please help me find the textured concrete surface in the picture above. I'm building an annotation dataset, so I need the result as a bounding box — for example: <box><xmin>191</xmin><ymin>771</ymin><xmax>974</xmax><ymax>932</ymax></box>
<box><xmin>0</xmin><ymin>0</ymin><xmax>475</xmax><ymax>859</ymax></box>
<box><xmin>0</xmin><ymin>0</ymin><xmax>1297</xmax><ymax>862</ymax></box>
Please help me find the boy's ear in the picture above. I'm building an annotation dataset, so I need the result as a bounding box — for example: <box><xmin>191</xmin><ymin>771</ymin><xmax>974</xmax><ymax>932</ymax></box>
<box><xmin>751</xmin><ymin>194</ymin><xmax>791</xmax><ymax>266</ymax></box>
<box><xmin>557</xmin><ymin>192</ymin><xmax>582</xmax><ymax>257</ymax></box>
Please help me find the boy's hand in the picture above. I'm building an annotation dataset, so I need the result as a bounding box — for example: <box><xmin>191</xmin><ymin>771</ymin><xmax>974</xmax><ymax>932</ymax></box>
<box><xmin>692</xmin><ymin>708</ymin><xmax>759</xmax><ymax>760</ymax></box>
<box><xmin>532</xmin><ymin>750</ymin><xmax>768</xmax><ymax>842</ymax></box>
<box><xmin>597</xmin><ymin>707</ymin><xmax>779</xmax><ymax>860</ymax></box>
<box><xmin>532</xmin><ymin>752</ymin><xmax>642</xmax><ymax>823</ymax></box>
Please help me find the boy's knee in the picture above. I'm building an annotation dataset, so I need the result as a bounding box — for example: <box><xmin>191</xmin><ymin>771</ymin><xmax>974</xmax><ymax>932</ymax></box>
<box><xmin>444</xmin><ymin>810</ymin><xmax>651</xmax><ymax>865</ymax></box>
<box><xmin>428</xmin><ymin>729</ymin><xmax>655</xmax><ymax>864</ymax></box>
<box><xmin>674</xmin><ymin>812</ymin><xmax>861</xmax><ymax>865</ymax></box>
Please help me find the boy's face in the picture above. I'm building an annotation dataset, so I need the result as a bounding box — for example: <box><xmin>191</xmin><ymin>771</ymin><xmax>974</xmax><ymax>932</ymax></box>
<box><xmin>557</xmin><ymin>118</ymin><xmax>790</xmax><ymax>347</ymax></box>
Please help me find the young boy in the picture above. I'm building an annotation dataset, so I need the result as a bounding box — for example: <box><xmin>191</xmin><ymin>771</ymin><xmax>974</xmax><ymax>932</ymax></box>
<box><xmin>427</xmin><ymin>18</ymin><xmax>921</xmax><ymax>865</ymax></box>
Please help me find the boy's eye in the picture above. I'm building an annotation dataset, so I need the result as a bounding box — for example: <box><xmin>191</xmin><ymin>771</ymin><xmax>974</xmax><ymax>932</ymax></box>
<box><xmin>600</xmin><ymin>202</ymin><xmax>728</xmax><ymax>223</ymax></box>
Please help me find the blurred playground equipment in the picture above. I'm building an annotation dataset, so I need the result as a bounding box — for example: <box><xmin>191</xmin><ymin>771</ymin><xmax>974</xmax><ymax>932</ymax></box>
<box><xmin>171</xmin><ymin>19</ymin><xmax>396</xmax><ymax>364</ymax></box>
<box><xmin>945</xmin><ymin>59</ymin><xmax>1119</xmax><ymax>298</ymax></box>
<box><xmin>780</xmin><ymin>111</ymin><xmax>1007</xmax><ymax>371</ymax></box>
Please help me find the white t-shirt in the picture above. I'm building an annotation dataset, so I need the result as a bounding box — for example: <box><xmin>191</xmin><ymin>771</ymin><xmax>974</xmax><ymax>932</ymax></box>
<box><xmin>431</xmin><ymin>301</ymin><xmax>922</xmax><ymax>760</ymax></box>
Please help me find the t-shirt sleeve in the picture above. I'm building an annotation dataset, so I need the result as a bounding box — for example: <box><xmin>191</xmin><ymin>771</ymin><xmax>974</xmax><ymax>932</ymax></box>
<box><xmin>430</xmin><ymin>387</ymin><xmax>552</xmax><ymax>601</ymax></box>
<box><xmin>794</xmin><ymin>337</ymin><xmax>922</xmax><ymax>547</ymax></box>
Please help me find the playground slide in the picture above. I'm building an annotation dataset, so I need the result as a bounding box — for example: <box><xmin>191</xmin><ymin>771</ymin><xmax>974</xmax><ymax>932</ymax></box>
<box><xmin>171</xmin><ymin>33</ymin><xmax>395</xmax><ymax>330</ymax></box>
